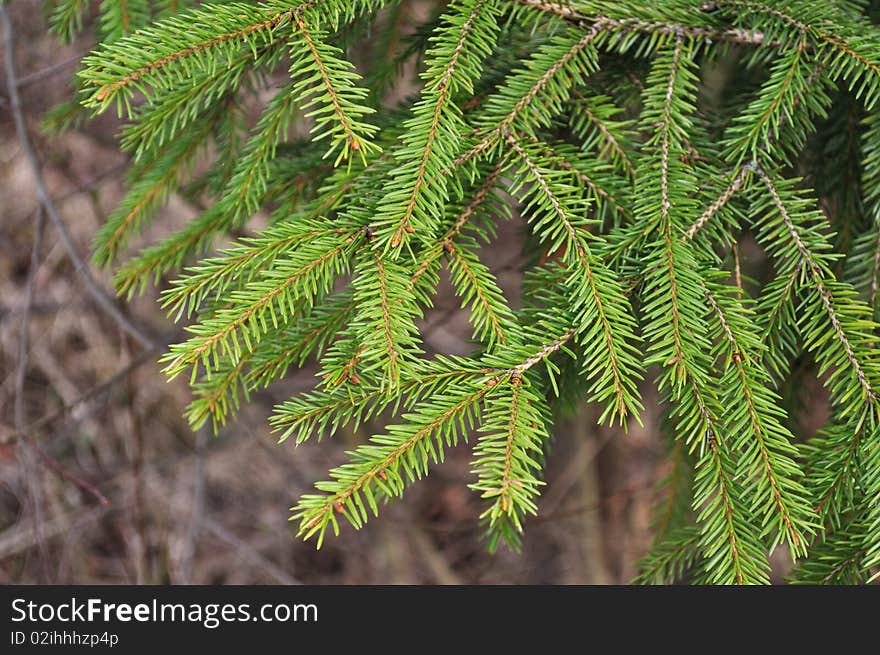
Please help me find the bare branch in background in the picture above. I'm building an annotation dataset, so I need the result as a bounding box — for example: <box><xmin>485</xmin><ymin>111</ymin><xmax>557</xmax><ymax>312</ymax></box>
<box><xmin>1</xmin><ymin>4</ymin><xmax>155</xmax><ymax>350</ymax></box>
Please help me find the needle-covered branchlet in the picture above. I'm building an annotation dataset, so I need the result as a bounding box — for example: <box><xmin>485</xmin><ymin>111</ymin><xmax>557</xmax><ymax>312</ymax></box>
<box><xmin>64</xmin><ymin>0</ymin><xmax>880</xmax><ymax>582</ymax></box>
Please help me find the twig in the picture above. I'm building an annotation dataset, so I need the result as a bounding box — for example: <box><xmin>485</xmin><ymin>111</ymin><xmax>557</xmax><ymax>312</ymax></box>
<box><xmin>8</xmin><ymin>162</ymin><xmax>130</xmax><ymax>228</ymax></box>
<box><xmin>201</xmin><ymin>518</ymin><xmax>301</xmax><ymax>585</ymax></box>
<box><xmin>732</xmin><ymin>242</ymin><xmax>742</xmax><ymax>289</ymax></box>
<box><xmin>0</xmin><ymin>507</ymin><xmax>108</xmax><ymax>560</ymax></box>
<box><xmin>683</xmin><ymin>164</ymin><xmax>754</xmax><ymax>241</ymax></box>
<box><xmin>408</xmin><ymin>526</ymin><xmax>466</xmax><ymax>584</ymax></box>
<box><xmin>15</xmin><ymin>52</ymin><xmax>86</xmax><ymax>88</ymax></box>
<box><xmin>516</xmin><ymin>0</ymin><xmax>772</xmax><ymax>46</ymax></box>
<box><xmin>18</xmin><ymin>434</ymin><xmax>111</xmax><ymax>507</ymax></box>
<box><xmin>14</xmin><ymin>208</ymin><xmax>51</xmax><ymax>581</ymax></box>
<box><xmin>1</xmin><ymin>300</ymin><xmax>75</xmax><ymax>321</ymax></box>
<box><xmin>0</xmin><ymin>5</ymin><xmax>155</xmax><ymax>350</ymax></box>
<box><xmin>1</xmin><ymin>340</ymin><xmax>167</xmax><ymax>447</ymax></box>
<box><xmin>14</xmin><ymin>208</ymin><xmax>44</xmax><ymax>433</ymax></box>
<box><xmin>540</xmin><ymin>425</ymin><xmax>614</xmax><ymax>514</ymax></box>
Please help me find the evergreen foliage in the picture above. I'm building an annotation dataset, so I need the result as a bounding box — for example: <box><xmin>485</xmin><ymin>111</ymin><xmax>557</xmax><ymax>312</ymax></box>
<box><xmin>61</xmin><ymin>0</ymin><xmax>880</xmax><ymax>583</ymax></box>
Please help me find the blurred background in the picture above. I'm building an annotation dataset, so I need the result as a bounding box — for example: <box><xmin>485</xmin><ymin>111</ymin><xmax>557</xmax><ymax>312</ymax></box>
<box><xmin>0</xmin><ymin>1</ymin><xmax>679</xmax><ymax>585</ymax></box>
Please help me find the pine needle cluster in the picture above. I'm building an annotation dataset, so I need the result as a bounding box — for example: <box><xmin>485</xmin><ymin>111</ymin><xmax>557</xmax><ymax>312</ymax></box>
<box><xmin>58</xmin><ymin>0</ymin><xmax>880</xmax><ymax>583</ymax></box>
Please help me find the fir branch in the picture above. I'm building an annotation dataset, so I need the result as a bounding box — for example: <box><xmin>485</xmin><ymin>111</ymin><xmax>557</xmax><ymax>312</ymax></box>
<box><xmin>639</xmin><ymin>34</ymin><xmax>708</xmax><ymax>396</ymax></box>
<box><xmin>99</xmin><ymin>0</ymin><xmax>150</xmax><ymax>42</ymax></box>
<box><xmin>372</xmin><ymin>254</ymin><xmax>403</xmax><ymax>382</ymax></box>
<box><xmin>810</xmin><ymin>421</ymin><xmax>865</xmax><ymax>520</ymax></box>
<box><xmin>116</xmin><ymin>157</ymin><xmax>357</xmax><ymax>299</ymax></box>
<box><xmin>374</xmin><ymin>0</ymin><xmax>501</xmax><ymax>249</ymax></box>
<box><xmin>186</xmin><ymin>289</ymin><xmax>356</xmax><ymax>431</ymax></box>
<box><xmin>223</xmin><ymin>82</ymin><xmax>305</xmax><ymax>219</ymax></box>
<box><xmin>185</xmin><ymin>357</ymin><xmax>249</xmax><ymax>432</ymax></box>
<box><xmin>720</xmin><ymin>0</ymin><xmax>880</xmax><ymax>107</ymax></box>
<box><xmin>409</xmin><ymin>162</ymin><xmax>503</xmax><ymax>290</ymax></box>
<box><xmin>295</xmin><ymin>384</ymin><xmax>490</xmax><ymax>545</ymax></box>
<box><xmin>705</xmin><ymin>284</ymin><xmax>816</xmax><ymax>556</ymax></box>
<box><xmin>756</xmin><ymin>261</ymin><xmax>802</xmax><ymax>381</ymax></box>
<box><xmin>470</xmin><ymin>374</ymin><xmax>551</xmax><ymax>551</ymax></box>
<box><xmin>633</xmin><ymin>525</ymin><xmax>702</xmax><ymax>584</ymax></box>
<box><xmin>396</xmin><ymin>0</ymin><xmax>488</xmax><ymax>243</ymax></box>
<box><xmin>117</xmin><ymin>44</ymin><xmax>273</xmax><ymax>160</ymax></box>
<box><xmin>659</xmin><ymin>34</ymin><xmax>683</xmax><ymax>229</ymax></box>
<box><xmin>754</xmin><ymin>166</ymin><xmax>880</xmax><ymax>413</ymax></box>
<box><xmin>694</xmin><ymin>436</ymin><xmax>770</xmax><ymax>585</ymax></box>
<box><xmin>569</xmin><ymin>90</ymin><xmax>638</xmax><ymax>179</ymax></box>
<box><xmin>520</xmin><ymin>132</ymin><xmax>631</xmax><ymax>224</ymax></box>
<box><xmin>634</xmin><ymin>35</ymin><xmax>769</xmax><ymax>582</ymax></box>
<box><xmin>163</xmin><ymin>223</ymin><xmax>350</xmax><ymax>320</ymax></box>
<box><xmin>721</xmin><ymin>36</ymin><xmax>832</xmax><ymax>165</ymax></box>
<box><xmin>790</xmin><ymin>512</ymin><xmax>869</xmax><ymax>584</ymax></box>
<box><xmin>683</xmin><ymin>163</ymin><xmax>753</xmax><ymax>241</ymax></box>
<box><xmin>248</xmin><ymin>292</ymin><xmax>357</xmax><ymax>388</ymax></box>
<box><xmin>445</xmin><ymin>237</ymin><xmax>515</xmax><ymax>346</ymax></box>
<box><xmin>343</xmin><ymin>249</ymin><xmax>425</xmax><ymax>391</ymax></box>
<box><xmin>50</xmin><ymin>0</ymin><xmax>90</xmax><ymax>44</ymax></box>
<box><xmin>288</xmin><ymin>10</ymin><xmax>380</xmax><ymax>164</ymax></box>
<box><xmin>292</xmin><ymin>327</ymin><xmax>574</xmax><ymax>545</ymax></box>
<box><xmin>113</xmin><ymin>202</ymin><xmax>232</xmax><ymax>299</ymax></box>
<box><xmin>516</xmin><ymin>0</ymin><xmax>771</xmax><ymax>46</ymax></box>
<box><xmin>850</xmin><ymin>111</ymin><xmax>880</xmax><ymax>314</ymax></box>
<box><xmin>271</xmin><ymin>357</ymin><xmax>493</xmax><ymax>443</ymax></box>
<box><xmin>468</xmin><ymin>24</ymin><xmax>601</xmax><ymax>160</ymax></box>
<box><xmin>506</xmin><ymin>133</ymin><xmax>643</xmax><ymax>424</ymax></box>
<box><xmin>161</xmin><ymin>229</ymin><xmax>361</xmax><ymax>379</ymax></box>
<box><xmin>67</xmin><ymin>0</ymin><xmax>880</xmax><ymax>580</ymax></box>
<box><xmin>81</xmin><ymin>3</ymin><xmax>292</xmax><ymax>109</ymax></box>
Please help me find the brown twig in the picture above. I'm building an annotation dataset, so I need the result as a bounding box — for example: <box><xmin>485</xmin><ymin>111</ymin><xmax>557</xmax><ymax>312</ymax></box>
<box><xmin>1</xmin><ymin>5</ymin><xmax>155</xmax><ymax>350</ymax></box>
<box><xmin>201</xmin><ymin>518</ymin><xmax>301</xmax><ymax>585</ymax></box>
<box><xmin>14</xmin><ymin>207</ymin><xmax>51</xmax><ymax>580</ymax></box>
<box><xmin>15</xmin><ymin>53</ymin><xmax>86</xmax><ymax>88</ymax></box>
<box><xmin>14</xmin><ymin>208</ymin><xmax>44</xmax><ymax>436</ymax></box>
<box><xmin>18</xmin><ymin>434</ymin><xmax>111</xmax><ymax>508</ymax></box>
<box><xmin>517</xmin><ymin>0</ymin><xmax>771</xmax><ymax>46</ymax></box>
<box><xmin>1</xmin><ymin>340</ymin><xmax>167</xmax><ymax>447</ymax></box>
<box><xmin>8</xmin><ymin>162</ymin><xmax>130</xmax><ymax>228</ymax></box>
